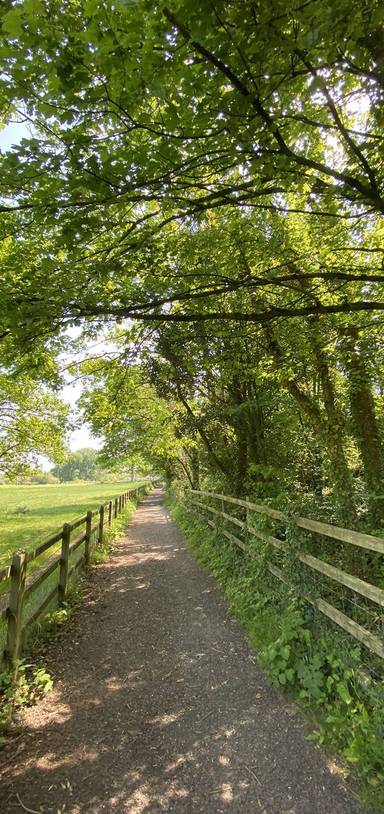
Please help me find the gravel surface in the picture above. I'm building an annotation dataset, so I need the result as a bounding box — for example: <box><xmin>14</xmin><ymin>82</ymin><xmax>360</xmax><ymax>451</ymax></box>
<box><xmin>0</xmin><ymin>489</ymin><xmax>364</xmax><ymax>813</ymax></box>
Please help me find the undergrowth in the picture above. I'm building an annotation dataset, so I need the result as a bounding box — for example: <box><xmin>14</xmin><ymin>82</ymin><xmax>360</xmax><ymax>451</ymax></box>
<box><xmin>0</xmin><ymin>661</ymin><xmax>53</xmax><ymax>745</ymax></box>
<box><xmin>90</xmin><ymin>498</ymin><xmax>137</xmax><ymax>563</ymax></box>
<box><xmin>168</xmin><ymin>496</ymin><xmax>384</xmax><ymax>813</ymax></box>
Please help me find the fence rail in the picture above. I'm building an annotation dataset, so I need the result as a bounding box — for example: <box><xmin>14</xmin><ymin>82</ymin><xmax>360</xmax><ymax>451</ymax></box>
<box><xmin>1</xmin><ymin>483</ymin><xmax>150</xmax><ymax>670</ymax></box>
<box><xmin>188</xmin><ymin>489</ymin><xmax>384</xmax><ymax>662</ymax></box>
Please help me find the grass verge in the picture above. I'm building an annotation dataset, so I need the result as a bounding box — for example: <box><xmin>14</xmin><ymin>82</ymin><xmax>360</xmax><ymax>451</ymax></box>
<box><xmin>168</xmin><ymin>495</ymin><xmax>384</xmax><ymax>813</ymax></box>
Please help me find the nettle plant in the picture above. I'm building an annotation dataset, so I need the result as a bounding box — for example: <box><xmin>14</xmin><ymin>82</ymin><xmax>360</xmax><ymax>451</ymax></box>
<box><xmin>262</xmin><ymin>600</ymin><xmax>355</xmax><ymax>701</ymax></box>
<box><xmin>261</xmin><ymin>598</ymin><xmax>384</xmax><ymax>786</ymax></box>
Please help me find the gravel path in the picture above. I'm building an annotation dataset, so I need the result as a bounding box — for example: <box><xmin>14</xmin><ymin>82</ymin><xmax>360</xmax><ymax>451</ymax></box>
<box><xmin>0</xmin><ymin>489</ymin><xmax>363</xmax><ymax>813</ymax></box>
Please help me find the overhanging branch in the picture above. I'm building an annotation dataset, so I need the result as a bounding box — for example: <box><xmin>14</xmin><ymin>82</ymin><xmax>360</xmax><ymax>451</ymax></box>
<box><xmin>78</xmin><ymin>300</ymin><xmax>384</xmax><ymax>324</ymax></box>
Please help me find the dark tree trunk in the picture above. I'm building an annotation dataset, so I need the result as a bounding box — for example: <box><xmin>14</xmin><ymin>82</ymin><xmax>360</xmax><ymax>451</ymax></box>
<box><xmin>265</xmin><ymin>327</ymin><xmax>356</xmax><ymax>523</ymax></box>
<box><xmin>308</xmin><ymin>323</ymin><xmax>356</xmax><ymax>522</ymax></box>
<box><xmin>246</xmin><ymin>381</ymin><xmax>267</xmax><ymax>466</ymax></box>
<box><xmin>185</xmin><ymin>446</ymin><xmax>200</xmax><ymax>490</ymax></box>
<box><xmin>340</xmin><ymin>329</ymin><xmax>384</xmax><ymax>526</ymax></box>
<box><xmin>231</xmin><ymin>375</ymin><xmax>248</xmax><ymax>496</ymax></box>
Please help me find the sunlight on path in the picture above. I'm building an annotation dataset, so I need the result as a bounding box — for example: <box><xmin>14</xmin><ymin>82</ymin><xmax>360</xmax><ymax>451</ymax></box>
<box><xmin>0</xmin><ymin>490</ymin><xmax>363</xmax><ymax>814</ymax></box>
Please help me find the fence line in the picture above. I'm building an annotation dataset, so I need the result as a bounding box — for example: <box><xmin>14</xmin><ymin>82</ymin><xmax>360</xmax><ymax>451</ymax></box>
<box><xmin>1</xmin><ymin>483</ymin><xmax>150</xmax><ymax>670</ymax></box>
<box><xmin>187</xmin><ymin>489</ymin><xmax>384</xmax><ymax>662</ymax></box>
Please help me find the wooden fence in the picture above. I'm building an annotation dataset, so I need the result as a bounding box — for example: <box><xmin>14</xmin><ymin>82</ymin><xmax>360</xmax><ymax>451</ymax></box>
<box><xmin>0</xmin><ymin>483</ymin><xmax>150</xmax><ymax>670</ymax></box>
<box><xmin>188</xmin><ymin>489</ymin><xmax>384</xmax><ymax>662</ymax></box>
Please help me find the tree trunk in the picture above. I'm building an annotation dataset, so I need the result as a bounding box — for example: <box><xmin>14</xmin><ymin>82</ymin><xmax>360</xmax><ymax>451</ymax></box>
<box><xmin>176</xmin><ymin>385</ymin><xmax>230</xmax><ymax>478</ymax></box>
<box><xmin>265</xmin><ymin>327</ymin><xmax>355</xmax><ymax>522</ymax></box>
<box><xmin>184</xmin><ymin>446</ymin><xmax>200</xmax><ymax>490</ymax></box>
<box><xmin>246</xmin><ymin>381</ymin><xmax>267</xmax><ymax>466</ymax></box>
<box><xmin>231</xmin><ymin>375</ymin><xmax>248</xmax><ymax>496</ymax></box>
<box><xmin>340</xmin><ymin>328</ymin><xmax>384</xmax><ymax>526</ymax></box>
<box><xmin>307</xmin><ymin>320</ymin><xmax>356</xmax><ymax>521</ymax></box>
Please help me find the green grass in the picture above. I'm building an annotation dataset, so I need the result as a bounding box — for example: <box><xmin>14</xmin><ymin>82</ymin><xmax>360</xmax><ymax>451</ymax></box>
<box><xmin>0</xmin><ymin>480</ymin><xmax>143</xmax><ymax>567</ymax></box>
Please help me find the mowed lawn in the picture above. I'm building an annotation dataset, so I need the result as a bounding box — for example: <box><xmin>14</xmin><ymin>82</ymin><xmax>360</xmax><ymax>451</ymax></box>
<box><xmin>0</xmin><ymin>481</ymin><xmax>142</xmax><ymax>568</ymax></box>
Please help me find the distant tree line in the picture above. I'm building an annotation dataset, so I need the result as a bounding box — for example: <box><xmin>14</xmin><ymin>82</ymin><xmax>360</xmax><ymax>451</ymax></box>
<box><xmin>51</xmin><ymin>447</ymin><xmax>99</xmax><ymax>482</ymax></box>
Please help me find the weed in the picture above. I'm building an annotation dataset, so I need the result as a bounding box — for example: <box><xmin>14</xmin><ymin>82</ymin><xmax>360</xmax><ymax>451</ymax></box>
<box><xmin>0</xmin><ymin>661</ymin><xmax>53</xmax><ymax>739</ymax></box>
<box><xmin>28</xmin><ymin>576</ymin><xmax>85</xmax><ymax>651</ymax></box>
<box><xmin>91</xmin><ymin>500</ymin><xmax>137</xmax><ymax>563</ymax></box>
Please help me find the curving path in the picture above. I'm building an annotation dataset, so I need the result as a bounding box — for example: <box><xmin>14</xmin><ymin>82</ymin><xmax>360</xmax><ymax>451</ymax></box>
<box><xmin>0</xmin><ymin>489</ymin><xmax>364</xmax><ymax>813</ymax></box>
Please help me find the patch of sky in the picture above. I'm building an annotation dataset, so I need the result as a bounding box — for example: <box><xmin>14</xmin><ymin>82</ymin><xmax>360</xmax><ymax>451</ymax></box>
<box><xmin>0</xmin><ymin>120</ymin><xmax>31</xmax><ymax>152</ymax></box>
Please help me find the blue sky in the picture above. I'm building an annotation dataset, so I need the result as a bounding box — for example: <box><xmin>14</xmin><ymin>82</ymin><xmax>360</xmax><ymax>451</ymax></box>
<box><xmin>0</xmin><ymin>120</ymin><xmax>31</xmax><ymax>150</ymax></box>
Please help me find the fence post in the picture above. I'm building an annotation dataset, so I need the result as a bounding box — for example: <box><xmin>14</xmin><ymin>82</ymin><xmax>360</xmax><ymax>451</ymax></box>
<box><xmin>114</xmin><ymin>497</ymin><xmax>118</xmax><ymax>518</ymax></box>
<box><xmin>58</xmin><ymin>523</ymin><xmax>71</xmax><ymax>604</ymax></box>
<box><xmin>118</xmin><ymin>495</ymin><xmax>122</xmax><ymax>514</ymax></box>
<box><xmin>98</xmin><ymin>504</ymin><xmax>105</xmax><ymax>545</ymax></box>
<box><xmin>221</xmin><ymin>497</ymin><xmax>225</xmax><ymax>531</ymax></box>
<box><xmin>108</xmin><ymin>500</ymin><xmax>113</xmax><ymax>526</ymax></box>
<box><xmin>244</xmin><ymin>495</ymin><xmax>249</xmax><ymax>547</ymax></box>
<box><xmin>85</xmin><ymin>510</ymin><xmax>93</xmax><ymax>566</ymax></box>
<box><xmin>6</xmin><ymin>550</ymin><xmax>27</xmax><ymax>672</ymax></box>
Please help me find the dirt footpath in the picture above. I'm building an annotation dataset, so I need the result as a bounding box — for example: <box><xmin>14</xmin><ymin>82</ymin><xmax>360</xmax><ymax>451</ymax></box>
<box><xmin>0</xmin><ymin>490</ymin><xmax>364</xmax><ymax>813</ymax></box>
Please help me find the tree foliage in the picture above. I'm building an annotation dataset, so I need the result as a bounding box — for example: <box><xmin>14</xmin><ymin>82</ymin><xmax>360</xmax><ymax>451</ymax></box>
<box><xmin>0</xmin><ymin>372</ymin><xmax>68</xmax><ymax>479</ymax></box>
<box><xmin>0</xmin><ymin>0</ymin><xmax>384</xmax><ymax>340</ymax></box>
<box><xmin>0</xmin><ymin>1</ymin><xmax>384</xmax><ymax>523</ymax></box>
<box><xmin>51</xmin><ymin>447</ymin><xmax>99</xmax><ymax>482</ymax></box>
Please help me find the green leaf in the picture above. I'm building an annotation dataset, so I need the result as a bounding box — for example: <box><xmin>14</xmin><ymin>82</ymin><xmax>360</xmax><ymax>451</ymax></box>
<box><xmin>336</xmin><ymin>682</ymin><xmax>352</xmax><ymax>705</ymax></box>
<box><xmin>2</xmin><ymin>8</ymin><xmax>23</xmax><ymax>36</ymax></box>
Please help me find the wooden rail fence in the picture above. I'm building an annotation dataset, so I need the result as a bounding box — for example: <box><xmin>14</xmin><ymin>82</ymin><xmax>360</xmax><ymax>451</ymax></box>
<box><xmin>0</xmin><ymin>483</ymin><xmax>150</xmax><ymax>670</ymax></box>
<box><xmin>188</xmin><ymin>489</ymin><xmax>384</xmax><ymax>662</ymax></box>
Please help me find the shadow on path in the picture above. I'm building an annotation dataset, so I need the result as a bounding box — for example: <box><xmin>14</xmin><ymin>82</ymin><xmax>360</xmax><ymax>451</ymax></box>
<box><xmin>0</xmin><ymin>490</ymin><xmax>364</xmax><ymax>813</ymax></box>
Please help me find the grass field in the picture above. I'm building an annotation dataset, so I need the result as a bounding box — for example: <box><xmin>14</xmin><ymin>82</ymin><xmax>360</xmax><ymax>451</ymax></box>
<box><xmin>0</xmin><ymin>481</ymin><xmax>143</xmax><ymax>567</ymax></box>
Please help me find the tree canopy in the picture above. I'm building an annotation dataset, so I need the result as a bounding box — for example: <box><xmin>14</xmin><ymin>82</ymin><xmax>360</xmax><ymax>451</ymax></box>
<box><xmin>0</xmin><ymin>1</ymin><xmax>384</xmax><ymax>524</ymax></box>
<box><xmin>1</xmin><ymin>0</ymin><xmax>384</xmax><ymax>341</ymax></box>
